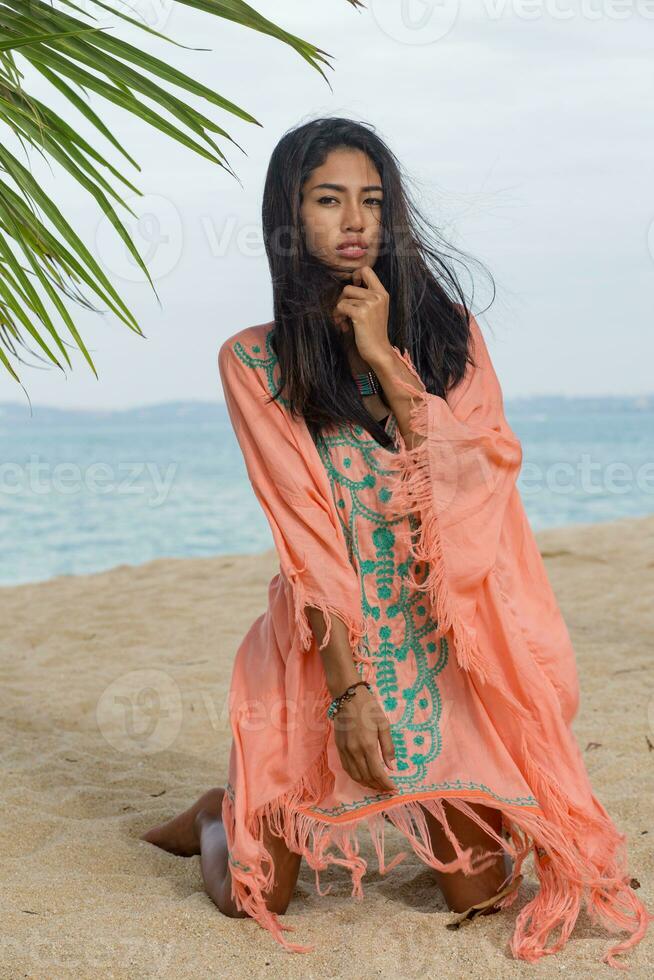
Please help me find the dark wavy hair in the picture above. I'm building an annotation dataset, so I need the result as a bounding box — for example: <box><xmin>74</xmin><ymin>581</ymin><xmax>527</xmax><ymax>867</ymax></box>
<box><xmin>261</xmin><ymin>115</ymin><xmax>495</xmax><ymax>447</ymax></box>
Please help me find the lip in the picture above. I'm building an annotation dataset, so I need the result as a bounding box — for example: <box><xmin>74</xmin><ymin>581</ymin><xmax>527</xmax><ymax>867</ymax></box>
<box><xmin>336</xmin><ymin>244</ymin><xmax>368</xmax><ymax>257</ymax></box>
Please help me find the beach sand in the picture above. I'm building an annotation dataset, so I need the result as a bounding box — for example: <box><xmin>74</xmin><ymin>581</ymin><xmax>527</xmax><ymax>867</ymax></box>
<box><xmin>1</xmin><ymin>514</ymin><xmax>652</xmax><ymax>978</ymax></box>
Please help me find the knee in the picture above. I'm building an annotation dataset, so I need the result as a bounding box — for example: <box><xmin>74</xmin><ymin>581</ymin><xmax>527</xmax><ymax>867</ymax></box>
<box><xmin>216</xmin><ymin>882</ymin><xmax>249</xmax><ymax>919</ymax></box>
<box><xmin>217</xmin><ymin>895</ymin><xmax>249</xmax><ymax>919</ymax></box>
<box><xmin>265</xmin><ymin>891</ymin><xmax>293</xmax><ymax>915</ymax></box>
<box><xmin>217</xmin><ymin>883</ymin><xmax>293</xmax><ymax>919</ymax></box>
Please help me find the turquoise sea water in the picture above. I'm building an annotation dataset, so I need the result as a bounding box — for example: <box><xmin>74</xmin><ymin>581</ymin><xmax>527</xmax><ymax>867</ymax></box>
<box><xmin>1</xmin><ymin>400</ymin><xmax>652</xmax><ymax>587</ymax></box>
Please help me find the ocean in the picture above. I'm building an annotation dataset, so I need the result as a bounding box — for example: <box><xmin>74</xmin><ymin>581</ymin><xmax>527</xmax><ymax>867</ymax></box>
<box><xmin>1</xmin><ymin>398</ymin><xmax>652</xmax><ymax>587</ymax></box>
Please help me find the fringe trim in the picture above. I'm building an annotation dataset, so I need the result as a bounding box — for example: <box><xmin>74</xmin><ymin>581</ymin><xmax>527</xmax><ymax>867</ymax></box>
<box><xmin>382</xmin><ymin>345</ymin><xmax>517</xmax><ymax>694</ymax></box>
<box><xmin>222</xmin><ymin>751</ymin><xmax>522</xmax><ymax>954</ymax></box>
<box><xmin>284</xmin><ymin>557</ymin><xmax>369</xmax><ymax>660</ymax></box>
<box><xmin>222</xmin><ymin>748</ymin><xmax>652</xmax><ymax>968</ymax></box>
<box><xmin>514</xmin><ymin>728</ymin><xmax>653</xmax><ymax>969</ymax></box>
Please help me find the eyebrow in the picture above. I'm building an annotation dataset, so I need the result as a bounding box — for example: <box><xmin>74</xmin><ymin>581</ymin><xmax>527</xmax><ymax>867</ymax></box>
<box><xmin>310</xmin><ymin>182</ymin><xmax>383</xmax><ymax>192</ymax></box>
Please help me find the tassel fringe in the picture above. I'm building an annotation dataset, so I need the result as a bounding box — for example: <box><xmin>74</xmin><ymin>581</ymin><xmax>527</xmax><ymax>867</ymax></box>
<box><xmin>222</xmin><ymin>756</ymin><xmax>521</xmax><ymax>953</ymax></box>
<box><xmin>383</xmin><ymin>346</ymin><xmax>520</xmax><ymax>697</ymax></box>
<box><xmin>284</xmin><ymin>557</ymin><xmax>368</xmax><ymax>659</ymax></box>
<box><xmin>223</xmin><ymin>750</ymin><xmax>652</xmax><ymax>968</ymax></box>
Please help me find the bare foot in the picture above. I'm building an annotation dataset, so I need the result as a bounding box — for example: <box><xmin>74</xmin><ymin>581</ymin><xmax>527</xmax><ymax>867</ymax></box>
<box><xmin>140</xmin><ymin>787</ymin><xmax>224</xmax><ymax>858</ymax></box>
<box><xmin>140</xmin><ymin>785</ymin><xmax>301</xmax><ymax>919</ymax></box>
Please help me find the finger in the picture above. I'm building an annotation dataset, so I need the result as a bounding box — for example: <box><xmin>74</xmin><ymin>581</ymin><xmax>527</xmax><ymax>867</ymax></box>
<box><xmin>366</xmin><ymin>750</ymin><xmax>397</xmax><ymax>793</ymax></box>
<box><xmin>341</xmin><ymin>284</ymin><xmax>374</xmax><ymax>299</ymax></box>
<box><xmin>336</xmin><ymin>298</ymin><xmax>367</xmax><ymax>314</ymax></box>
<box><xmin>378</xmin><ymin>724</ymin><xmax>396</xmax><ymax>770</ymax></box>
<box><xmin>353</xmin><ymin>752</ymin><xmax>378</xmax><ymax>791</ymax></box>
<box><xmin>356</xmin><ymin>265</ymin><xmax>385</xmax><ymax>293</ymax></box>
<box><xmin>342</xmin><ymin>749</ymin><xmax>364</xmax><ymax>786</ymax></box>
<box><xmin>357</xmin><ymin>747</ymin><xmax>394</xmax><ymax>794</ymax></box>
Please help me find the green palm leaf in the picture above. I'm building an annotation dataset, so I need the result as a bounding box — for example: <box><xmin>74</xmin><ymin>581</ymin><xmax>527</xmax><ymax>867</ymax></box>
<box><xmin>0</xmin><ymin>0</ymin><xmax>366</xmax><ymax>387</ymax></box>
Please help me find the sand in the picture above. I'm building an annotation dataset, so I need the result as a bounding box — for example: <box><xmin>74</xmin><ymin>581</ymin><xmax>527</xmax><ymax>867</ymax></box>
<box><xmin>1</xmin><ymin>513</ymin><xmax>652</xmax><ymax>979</ymax></box>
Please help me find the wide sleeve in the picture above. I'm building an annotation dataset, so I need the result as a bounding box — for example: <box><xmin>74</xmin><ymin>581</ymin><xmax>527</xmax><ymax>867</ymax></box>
<box><xmin>384</xmin><ymin>314</ymin><xmax>523</xmax><ymax>672</ymax></box>
<box><xmin>217</xmin><ymin>336</ymin><xmax>366</xmax><ymax>657</ymax></box>
<box><xmin>384</xmin><ymin>313</ymin><xmax>580</xmax><ymax>726</ymax></box>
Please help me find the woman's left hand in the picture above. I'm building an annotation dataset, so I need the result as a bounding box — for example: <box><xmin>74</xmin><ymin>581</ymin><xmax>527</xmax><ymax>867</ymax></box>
<box><xmin>334</xmin><ymin>266</ymin><xmax>393</xmax><ymax>368</ymax></box>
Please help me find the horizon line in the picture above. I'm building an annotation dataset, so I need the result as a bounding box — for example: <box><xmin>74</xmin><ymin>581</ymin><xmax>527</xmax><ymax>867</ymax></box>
<box><xmin>1</xmin><ymin>392</ymin><xmax>654</xmax><ymax>415</ymax></box>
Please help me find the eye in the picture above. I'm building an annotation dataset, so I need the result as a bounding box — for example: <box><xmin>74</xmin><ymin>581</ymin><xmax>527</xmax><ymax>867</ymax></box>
<box><xmin>316</xmin><ymin>196</ymin><xmax>383</xmax><ymax>206</ymax></box>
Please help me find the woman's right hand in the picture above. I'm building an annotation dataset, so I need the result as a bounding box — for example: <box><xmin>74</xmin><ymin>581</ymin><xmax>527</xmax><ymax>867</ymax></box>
<box><xmin>305</xmin><ymin>607</ymin><xmax>397</xmax><ymax>794</ymax></box>
<box><xmin>332</xmin><ymin>686</ymin><xmax>398</xmax><ymax>794</ymax></box>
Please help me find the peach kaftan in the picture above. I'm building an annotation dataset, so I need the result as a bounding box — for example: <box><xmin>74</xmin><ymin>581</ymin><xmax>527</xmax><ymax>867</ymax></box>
<box><xmin>216</xmin><ymin>316</ymin><xmax>651</xmax><ymax>968</ymax></box>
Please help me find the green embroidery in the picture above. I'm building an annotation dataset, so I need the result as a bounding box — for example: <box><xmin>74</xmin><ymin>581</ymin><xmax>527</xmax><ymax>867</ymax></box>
<box><xmin>228</xmin><ymin>328</ymin><xmax>539</xmax><ymax>810</ymax></box>
<box><xmin>313</xmin><ymin>418</ymin><xmax>448</xmax><ymax>786</ymax></box>
<box><xmin>233</xmin><ymin>328</ymin><xmax>290</xmax><ymax>408</ymax></box>
<box><xmin>227</xmin><ymin>849</ymin><xmax>251</xmax><ymax>871</ymax></box>
<box><xmin>226</xmin><ymin>776</ymin><xmax>538</xmax><ymax>825</ymax></box>
<box><xmin>305</xmin><ymin>781</ymin><xmax>540</xmax><ymax>817</ymax></box>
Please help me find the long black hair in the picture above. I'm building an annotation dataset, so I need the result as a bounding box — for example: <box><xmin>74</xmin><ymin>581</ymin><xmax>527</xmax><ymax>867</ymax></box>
<box><xmin>261</xmin><ymin>115</ymin><xmax>495</xmax><ymax>448</ymax></box>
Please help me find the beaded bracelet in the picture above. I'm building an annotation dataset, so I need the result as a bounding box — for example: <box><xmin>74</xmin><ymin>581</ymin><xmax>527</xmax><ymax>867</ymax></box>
<box><xmin>327</xmin><ymin>680</ymin><xmax>372</xmax><ymax>720</ymax></box>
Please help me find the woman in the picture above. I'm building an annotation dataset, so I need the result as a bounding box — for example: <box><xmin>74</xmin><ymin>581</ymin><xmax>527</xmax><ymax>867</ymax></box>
<box><xmin>141</xmin><ymin>117</ymin><xmax>651</xmax><ymax>967</ymax></box>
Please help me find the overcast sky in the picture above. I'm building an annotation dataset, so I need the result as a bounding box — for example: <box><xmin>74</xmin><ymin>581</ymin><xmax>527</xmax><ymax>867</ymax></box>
<box><xmin>2</xmin><ymin>0</ymin><xmax>652</xmax><ymax>410</ymax></box>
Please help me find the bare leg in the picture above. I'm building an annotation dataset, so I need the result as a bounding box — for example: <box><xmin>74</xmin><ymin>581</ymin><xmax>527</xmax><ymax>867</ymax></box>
<box><xmin>140</xmin><ymin>787</ymin><xmax>302</xmax><ymax>917</ymax></box>
<box><xmin>421</xmin><ymin>799</ymin><xmax>512</xmax><ymax>914</ymax></box>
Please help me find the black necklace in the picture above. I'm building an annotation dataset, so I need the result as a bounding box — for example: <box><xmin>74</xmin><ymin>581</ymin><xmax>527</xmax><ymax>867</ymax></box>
<box><xmin>352</xmin><ymin>369</ymin><xmax>380</xmax><ymax>396</ymax></box>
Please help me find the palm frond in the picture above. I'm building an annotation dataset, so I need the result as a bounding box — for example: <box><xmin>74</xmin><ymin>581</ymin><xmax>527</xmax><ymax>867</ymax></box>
<box><xmin>0</xmin><ymin>0</ymin><xmax>362</xmax><ymax>387</ymax></box>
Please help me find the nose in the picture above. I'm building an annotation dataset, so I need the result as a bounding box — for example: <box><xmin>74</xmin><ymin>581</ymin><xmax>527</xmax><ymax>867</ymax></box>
<box><xmin>341</xmin><ymin>200</ymin><xmax>365</xmax><ymax>232</ymax></box>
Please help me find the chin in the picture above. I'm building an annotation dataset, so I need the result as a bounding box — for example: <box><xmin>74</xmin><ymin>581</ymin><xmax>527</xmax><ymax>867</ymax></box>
<box><xmin>335</xmin><ymin>258</ymin><xmax>369</xmax><ymax>275</ymax></box>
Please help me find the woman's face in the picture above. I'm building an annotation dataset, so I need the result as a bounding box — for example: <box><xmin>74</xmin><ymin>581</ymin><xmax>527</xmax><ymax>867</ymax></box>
<box><xmin>299</xmin><ymin>148</ymin><xmax>383</xmax><ymax>275</ymax></box>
